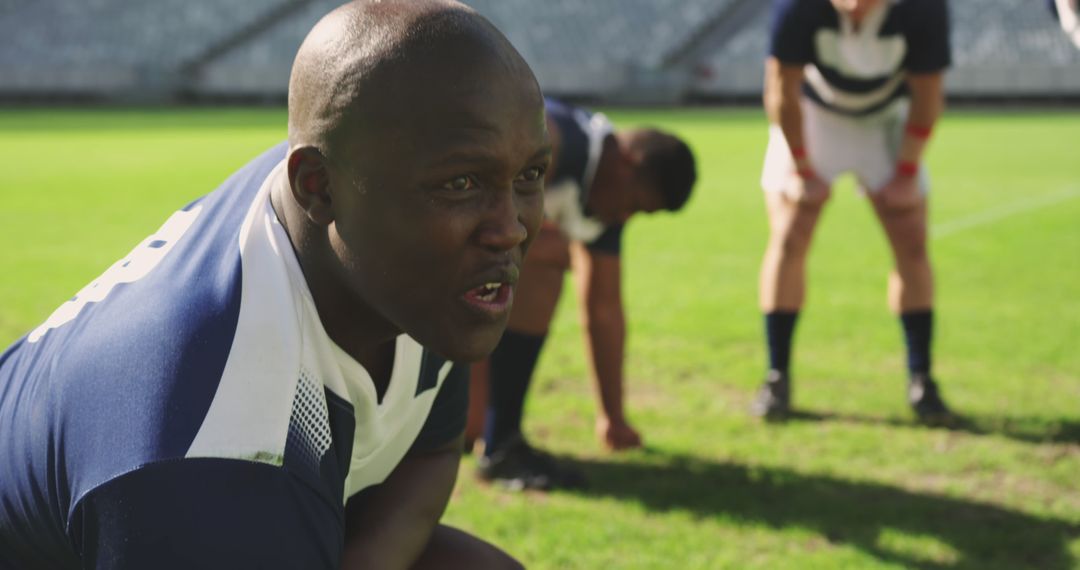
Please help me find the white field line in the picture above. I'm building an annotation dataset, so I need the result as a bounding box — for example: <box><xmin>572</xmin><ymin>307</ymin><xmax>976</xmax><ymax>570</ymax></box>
<box><xmin>931</xmin><ymin>186</ymin><xmax>1080</xmax><ymax>240</ymax></box>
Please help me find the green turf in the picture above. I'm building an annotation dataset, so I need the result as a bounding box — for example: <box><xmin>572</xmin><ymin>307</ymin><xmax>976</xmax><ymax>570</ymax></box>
<box><xmin>1</xmin><ymin>107</ymin><xmax>1078</xmax><ymax>569</ymax></box>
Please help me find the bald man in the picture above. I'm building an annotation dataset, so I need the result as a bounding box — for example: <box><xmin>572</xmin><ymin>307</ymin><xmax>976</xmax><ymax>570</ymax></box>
<box><xmin>0</xmin><ymin>1</ymin><xmax>546</xmax><ymax>568</ymax></box>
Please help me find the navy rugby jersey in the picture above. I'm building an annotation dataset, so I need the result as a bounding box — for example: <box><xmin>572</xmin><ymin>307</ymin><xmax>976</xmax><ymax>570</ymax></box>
<box><xmin>544</xmin><ymin>98</ymin><xmax>624</xmax><ymax>255</ymax></box>
<box><xmin>0</xmin><ymin>142</ymin><xmax>467</xmax><ymax>569</ymax></box>
<box><xmin>770</xmin><ymin>0</ymin><xmax>951</xmax><ymax>116</ymax></box>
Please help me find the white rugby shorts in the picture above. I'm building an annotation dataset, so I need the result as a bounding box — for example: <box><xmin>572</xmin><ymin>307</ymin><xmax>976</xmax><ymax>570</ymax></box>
<box><xmin>760</xmin><ymin>99</ymin><xmax>929</xmax><ymax>195</ymax></box>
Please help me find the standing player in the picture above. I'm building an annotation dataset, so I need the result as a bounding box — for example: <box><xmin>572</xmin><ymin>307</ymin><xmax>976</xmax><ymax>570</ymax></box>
<box><xmin>752</xmin><ymin>0</ymin><xmax>954</xmax><ymax>422</ymax></box>
<box><xmin>0</xmin><ymin>1</ymin><xmax>548</xmax><ymax>568</ymax></box>
<box><xmin>467</xmin><ymin>98</ymin><xmax>697</xmax><ymax>490</ymax></box>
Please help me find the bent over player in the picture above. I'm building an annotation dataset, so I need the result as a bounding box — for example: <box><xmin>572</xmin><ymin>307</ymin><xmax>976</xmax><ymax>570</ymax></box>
<box><xmin>467</xmin><ymin>98</ymin><xmax>697</xmax><ymax>490</ymax></box>
<box><xmin>0</xmin><ymin>1</ymin><xmax>549</xmax><ymax>568</ymax></box>
<box><xmin>752</xmin><ymin>0</ymin><xmax>954</xmax><ymax>422</ymax></box>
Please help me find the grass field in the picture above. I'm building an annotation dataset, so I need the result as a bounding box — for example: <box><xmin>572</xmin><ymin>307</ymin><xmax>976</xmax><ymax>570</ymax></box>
<box><xmin>1</xmin><ymin>107</ymin><xmax>1078</xmax><ymax>569</ymax></box>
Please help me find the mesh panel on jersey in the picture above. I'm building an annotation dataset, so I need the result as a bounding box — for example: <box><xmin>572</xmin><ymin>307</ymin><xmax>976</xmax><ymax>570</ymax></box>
<box><xmin>285</xmin><ymin>367</ymin><xmax>332</xmax><ymax>474</ymax></box>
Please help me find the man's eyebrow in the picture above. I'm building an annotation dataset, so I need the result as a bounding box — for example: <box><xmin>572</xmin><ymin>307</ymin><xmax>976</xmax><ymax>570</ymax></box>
<box><xmin>427</xmin><ymin>144</ymin><xmax>554</xmax><ymax>169</ymax></box>
<box><xmin>532</xmin><ymin>145</ymin><xmax>554</xmax><ymax>161</ymax></box>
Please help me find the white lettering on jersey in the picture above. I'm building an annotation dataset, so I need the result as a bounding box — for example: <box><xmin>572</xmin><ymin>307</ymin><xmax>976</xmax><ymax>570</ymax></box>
<box><xmin>28</xmin><ymin>206</ymin><xmax>202</xmax><ymax>343</ymax></box>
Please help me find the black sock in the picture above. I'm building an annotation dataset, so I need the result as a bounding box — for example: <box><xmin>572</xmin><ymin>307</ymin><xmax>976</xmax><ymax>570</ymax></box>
<box><xmin>901</xmin><ymin>310</ymin><xmax>933</xmax><ymax>375</ymax></box>
<box><xmin>483</xmin><ymin>329</ymin><xmax>547</xmax><ymax>457</ymax></box>
<box><xmin>765</xmin><ymin>311</ymin><xmax>799</xmax><ymax>374</ymax></box>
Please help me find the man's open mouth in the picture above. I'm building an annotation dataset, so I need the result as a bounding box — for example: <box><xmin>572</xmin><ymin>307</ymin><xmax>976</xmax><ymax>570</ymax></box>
<box><xmin>466</xmin><ymin>282</ymin><xmax>510</xmax><ymax>305</ymax></box>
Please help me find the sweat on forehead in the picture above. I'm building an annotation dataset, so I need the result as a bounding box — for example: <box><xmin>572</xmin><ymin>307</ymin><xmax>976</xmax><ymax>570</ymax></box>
<box><xmin>287</xmin><ymin>0</ymin><xmax>531</xmax><ymax>154</ymax></box>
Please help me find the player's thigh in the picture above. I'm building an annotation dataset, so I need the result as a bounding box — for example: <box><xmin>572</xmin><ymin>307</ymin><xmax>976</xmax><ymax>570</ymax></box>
<box><xmin>870</xmin><ymin>198</ymin><xmax>929</xmax><ymax>258</ymax></box>
<box><xmin>508</xmin><ymin>226</ymin><xmax>568</xmax><ymax>334</ymax></box>
<box><xmin>764</xmin><ymin>191</ymin><xmax>825</xmax><ymax>252</ymax></box>
<box><xmin>411</xmin><ymin>525</ymin><xmax>523</xmax><ymax>570</ymax></box>
<box><xmin>525</xmin><ymin>223</ymin><xmax>571</xmax><ymax>268</ymax></box>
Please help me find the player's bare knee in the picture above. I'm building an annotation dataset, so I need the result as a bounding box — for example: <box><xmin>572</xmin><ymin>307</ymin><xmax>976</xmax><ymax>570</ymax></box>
<box><xmin>770</xmin><ymin>226</ymin><xmax>813</xmax><ymax>260</ymax></box>
<box><xmin>526</xmin><ymin>228</ymin><xmax>571</xmax><ymax>269</ymax></box>
<box><xmin>876</xmin><ymin>195</ymin><xmax>923</xmax><ymax>216</ymax></box>
<box><xmin>895</xmin><ymin>240</ymin><xmax>930</xmax><ymax>267</ymax></box>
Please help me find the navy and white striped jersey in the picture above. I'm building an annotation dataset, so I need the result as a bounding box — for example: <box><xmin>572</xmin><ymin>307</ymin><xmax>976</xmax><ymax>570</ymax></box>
<box><xmin>0</xmin><ymin>143</ymin><xmax>467</xmax><ymax>569</ymax></box>
<box><xmin>770</xmin><ymin>0</ymin><xmax>951</xmax><ymax>116</ymax></box>
<box><xmin>544</xmin><ymin>98</ymin><xmax>624</xmax><ymax>255</ymax></box>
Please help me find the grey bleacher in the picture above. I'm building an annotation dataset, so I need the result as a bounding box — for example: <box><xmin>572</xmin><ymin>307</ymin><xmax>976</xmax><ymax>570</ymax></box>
<box><xmin>463</xmin><ymin>0</ymin><xmax>732</xmax><ymax>97</ymax></box>
<box><xmin>949</xmin><ymin>0</ymin><xmax>1080</xmax><ymax>93</ymax></box>
<box><xmin>689</xmin><ymin>1</ymin><xmax>771</xmax><ymax>97</ymax></box>
<box><xmin>1</xmin><ymin>0</ymin><xmax>1078</xmax><ymax>102</ymax></box>
<box><xmin>197</xmin><ymin>0</ymin><xmax>732</xmax><ymax>99</ymax></box>
<box><xmin>478</xmin><ymin>0</ymin><xmax>726</xmax><ymax>69</ymax></box>
<box><xmin>196</xmin><ymin>0</ymin><xmax>341</xmax><ymax>96</ymax></box>
<box><xmin>0</xmin><ymin>0</ymin><xmax>287</xmax><ymax>93</ymax></box>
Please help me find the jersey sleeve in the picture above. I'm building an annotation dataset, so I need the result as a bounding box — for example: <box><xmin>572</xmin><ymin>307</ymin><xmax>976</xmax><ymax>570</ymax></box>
<box><xmin>584</xmin><ymin>223</ymin><xmax>624</xmax><ymax>256</ymax></box>
<box><xmin>903</xmin><ymin>0</ymin><xmax>952</xmax><ymax>73</ymax></box>
<box><xmin>409</xmin><ymin>362</ymin><xmax>468</xmax><ymax>452</ymax></box>
<box><xmin>70</xmin><ymin>459</ymin><xmax>342</xmax><ymax>570</ymax></box>
<box><xmin>769</xmin><ymin>0</ymin><xmax>817</xmax><ymax>64</ymax></box>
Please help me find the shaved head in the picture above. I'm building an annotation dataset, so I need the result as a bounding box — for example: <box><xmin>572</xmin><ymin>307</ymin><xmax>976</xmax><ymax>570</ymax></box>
<box><xmin>274</xmin><ymin>0</ymin><xmax>549</xmax><ymax>364</ymax></box>
<box><xmin>288</xmin><ymin>0</ymin><xmax>536</xmax><ymax>158</ymax></box>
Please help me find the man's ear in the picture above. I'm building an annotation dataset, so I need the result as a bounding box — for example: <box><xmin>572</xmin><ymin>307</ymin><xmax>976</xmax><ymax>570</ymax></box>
<box><xmin>286</xmin><ymin>146</ymin><xmax>335</xmax><ymax>226</ymax></box>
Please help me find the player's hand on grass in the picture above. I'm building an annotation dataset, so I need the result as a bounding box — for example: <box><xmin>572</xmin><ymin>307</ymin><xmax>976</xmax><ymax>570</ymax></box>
<box><xmin>597</xmin><ymin>416</ymin><xmax>643</xmax><ymax>451</ymax></box>
<box><xmin>783</xmin><ymin>171</ymin><xmax>831</xmax><ymax>206</ymax></box>
<box><xmin>876</xmin><ymin>174</ymin><xmax>923</xmax><ymax>211</ymax></box>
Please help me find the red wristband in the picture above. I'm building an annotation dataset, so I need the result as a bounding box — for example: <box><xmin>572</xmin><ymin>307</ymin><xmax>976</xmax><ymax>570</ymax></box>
<box><xmin>791</xmin><ymin>146</ymin><xmax>808</xmax><ymax>160</ymax></box>
<box><xmin>905</xmin><ymin>124</ymin><xmax>933</xmax><ymax>140</ymax></box>
<box><xmin>896</xmin><ymin>160</ymin><xmax>919</xmax><ymax>177</ymax></box>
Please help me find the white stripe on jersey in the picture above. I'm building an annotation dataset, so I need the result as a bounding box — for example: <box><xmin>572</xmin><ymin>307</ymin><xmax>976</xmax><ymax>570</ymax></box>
<box><xmin>807</xmin><ymin>0</ymin><xmax>907</xmax><ymax>113</ymax></box>
<box><xmin>185</xmin><ymin>160</ymin><xmax>453</xmax><ymax>501</ymax></box>
<box><xmin>542</xmin><ymin>111</ymin><xmax>613</xmax><ymax>243</ymax></box>
<box><xmin>805</xmin><ymin>65</ymin><xmax>906</xmax><ymax>113</ymax></box>
<box><xmin>185</xmin><ymin>164</ymin><xmax>305</xmax><ymax>465</ymax></box>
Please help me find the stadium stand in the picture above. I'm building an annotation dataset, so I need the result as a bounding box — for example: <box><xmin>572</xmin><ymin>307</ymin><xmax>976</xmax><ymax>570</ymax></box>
<box><xmin>462</xmin><ymin>0</ymin><xmax>735</xmax><ymax>101</ymax></box>
<box><xmin>0</xmin><ymin>0</ymin><xmax>302</xmax><ymax>96</ymax></box>
<box><xmin>194</xmin><ymin>0</ymin><xmax>735</xmax><ymax>101</ymax></box>
<box><xmin>195</xmin><ymin>0</ymin><xmax>336</xmax><ymax>97</ymax></box>
<box><xmin>1</xmin><ymin>0</ymin><xmax>1078</xmax><ymax>102</ymax></box>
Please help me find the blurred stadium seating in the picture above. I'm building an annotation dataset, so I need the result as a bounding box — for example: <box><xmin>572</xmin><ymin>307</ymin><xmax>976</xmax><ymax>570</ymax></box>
<box><xmin>1</xmin><ymin>0</ymin><xmax>1078</xmax><ymax>102</ymax></box>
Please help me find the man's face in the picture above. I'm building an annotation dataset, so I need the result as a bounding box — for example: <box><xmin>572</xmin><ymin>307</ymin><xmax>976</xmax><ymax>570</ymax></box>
<box><xmin>325</xmin><ymin>43</ymin><xmax>549</xmax><ymax>362</ymax></box>
<box><xmin>594</xmin><ymin>180</ymin><xmax>665</xmax><ymax>225</ymax></box>
<box><xmin>589</xmin><ymin>152</ymin><xmax>666</xmax><ymax>225</ymax></box>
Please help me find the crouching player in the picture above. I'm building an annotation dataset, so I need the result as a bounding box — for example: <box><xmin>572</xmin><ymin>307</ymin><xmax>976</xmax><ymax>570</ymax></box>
<box><xmin>0</xmin><ymin>1</ymin><xmax>549</xmax><ymax>568</ymax></box>
<box><xmin>467</xmin><ymin>98</ymin><xmax>697</xmax><ymax>490</ymax></box>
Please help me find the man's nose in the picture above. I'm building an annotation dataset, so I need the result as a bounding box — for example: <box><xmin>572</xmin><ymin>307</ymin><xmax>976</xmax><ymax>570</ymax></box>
<box><xmin>474</xmin><ymin>188</ymin><xmax>529</xmax><ymax>252</ymax></box>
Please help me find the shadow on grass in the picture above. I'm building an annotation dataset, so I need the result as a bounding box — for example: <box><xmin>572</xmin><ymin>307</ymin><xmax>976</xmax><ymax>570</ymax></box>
<box><xmin>785</xmin><ymin>409</ymin><xmax>1080</xmax><ymax>445</ymax></box>
<box><xmin>566</xmin><ymin>451</ymin><xmax>1079</xmax><ymax>570</ymax></box>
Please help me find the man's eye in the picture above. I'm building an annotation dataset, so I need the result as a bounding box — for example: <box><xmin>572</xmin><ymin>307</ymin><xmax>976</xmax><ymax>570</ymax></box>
<box><xmin>443</xmin><ymin>175</ymin><xmax>475</xmax><ymax>192</ymax></box>
<box><xmin>518</xmin><ymin>166</ymin><xmax>546</xmax><ymax>182</ymax></box>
